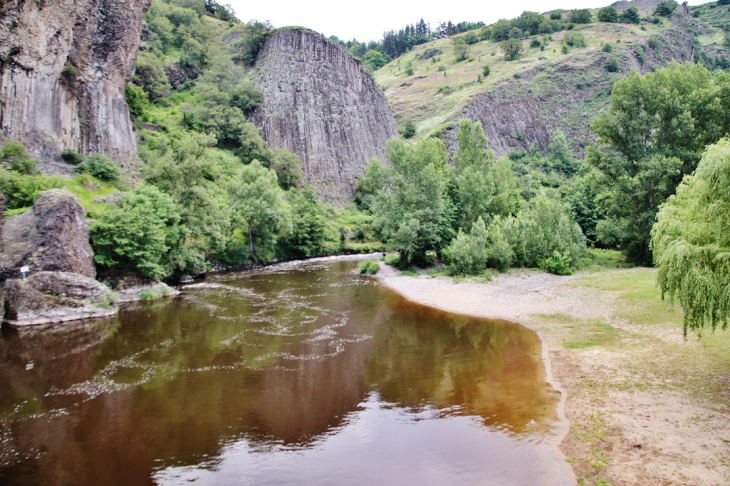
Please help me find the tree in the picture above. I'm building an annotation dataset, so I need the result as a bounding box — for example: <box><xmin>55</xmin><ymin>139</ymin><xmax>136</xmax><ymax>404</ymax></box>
<box><xmin>228</xmin><ymin>160</ymin><xmax>290</xmax><ymax>262</ymax></box>
<box><xmin>453</xmin><ymin>120</ymin><xmax>519</xmax><ymax>229</ymax></box>
<box><xmin>364</xmin><ymin>49</ymin><xmax>389</xmax><ymax>70</ymax></box>
<box><xmin>133</xmin><ymin>51</ymin><xmax>171</xmax><ymax>100</ymax></box>
<box><xmin>91</xmin><ymin>185</ymin><xmax>183</xmax><ymax>281</ymax></box>
<box><xmin>463</xmin><ymin>31</ymin><xmax>479</xmax><ymax>45</ymax></box>
<box><xmin>654</xmin><ymin>1</ymin><xmax>678</xmax><ymax>17</ymax></box>
<box><xmin>589</xmin><ymin>62</ymin><xmax>729</xmax><ymax>264</ymax></box>
<box><xmin>231</xmin><ymin>20</ymin><xmax>274</xmax><ymax>66</ymax></box>
<box><xmin>651</xmin><ymin>140</ymin><xmax>730</xmax><ymax>336</ymax></box>
<box><xmin>453</xmin><ymin>37</ymin><xmax>468</xmax><ymax>61</ymax></box>
<box><xmin>550</xmin><ymin>11</ymin><xmax>562</xmax><ymax>20</ymax></box>
<box><xmin>400</xmin><ymin>119</ymin><xmax>417</xmax><ymax>139</ymax></box>
<box><xmin>569</xmin><ymin>9</ymin><xmax>593</xmax><ymax>24</ymax></box>
<box><xmin>443</xmin><ymin>217</ymin><xmax>489</xmax><ymax>276</ymax></box>
<box><xmin>268</xmin><ymin>148</ymin><xmax>304</xmax><ymax>190</ymax></box>
<box><xmin>548</xmin><ymin>129</ymin><xmax>577</xmax><ymax>175</ymax></box>
<box><xmin>373</xmin><ymin>138</ymin><xmax>453</xmax><ymax>264</ymax></box>
<box><xmin>278</xmin><ymin>187</ymin><xmax>326</xmax><ymax>258</ymax></box>
<box><xmin>501</xmin><ymin>39</ymin><xmax>523</xmax><ymax>61</ymax></box>
<box><xmin>619</xmin><ymin>7</ymin><xmax>641</xmax><ymax>24</ymax></box>
<box><xmin>598</xmin><ymin>6</ymin><xmax>619</xmax><ymax>23</ymax></box>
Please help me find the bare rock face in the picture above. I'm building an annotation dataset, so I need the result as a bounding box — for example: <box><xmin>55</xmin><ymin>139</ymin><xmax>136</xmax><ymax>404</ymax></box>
<box><xmin>0</xmin><ymin>189</ymin><xmax>95</xmax><ymax>280</ymax></box>
<box><xmin>3</xmin><ymin>271</ymin><xmax>116</xmax><ymax>326</ymax></box>
<box><xmin>251</xmin><ymin>29</ymin><xmax>399</xmax><ymax>203</ymax></box>
<box><xmin>0</xmin><ymin>0</ymin><xmax>151</xmax><ymax>172</ymax></box>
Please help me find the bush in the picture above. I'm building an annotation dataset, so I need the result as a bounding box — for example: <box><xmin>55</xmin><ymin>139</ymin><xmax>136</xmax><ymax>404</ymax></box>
<box><xmin>550</xmin><ymin>11</ymin><xmax>562</xmax><ymax>20</ymax></box>
<box><xmin>602</xmin><ymin>43</ymin><xmax>613</xmax><ymax>53</ymax></box>
<box><xmin>482</xmin><ymin>65</ymin><xmax>491</xmax><ymax>77</ymax></box>
<box><xmin>0</xmin><ymin>170</ymin><xmax>65</xmax><ymax>209</ymax></box>
<box><xmin>569</xmin><ymin>9</ymin><xmax>593</xmax><ymax>24</ymax></box>
<box><xmin>358</xmin><ymin>260</ymin><xmax>380</xmax><ymax>275</ymax></box>
<box><xmin>598</xmin><ymin>6</ymin><xmax>619</xmax><ymax>23</ymax></box>
<box><xmin>605</xmin><ymin>54</ymin><xmax>620</xmax><ymax>72</ymax></box>
<box><xmin>501</xmin><ymin>39</ymin><xmax>523</xmax><ymax>61</ymax></box>
<box><xmin>648</xmin><ymin>35</ymin><xmax>663</xmax><ymax>50</ymax></box>
<box><xmin>530</xmin><ymin>38</ymin><xmax>542</xmax><ymax>48</ymax></box>
<box><xmin>76</xmin><ymin>154</ymin><xmax>121</xmax><ymax>182</ymax></box>
<box><xmin>486</xmin><ymin>216</ymin><xmax>514</xmax><ymax>272</ymax></box>
<box><xmin>543</xmin><ymin>250</ymin><xmax>573</xmax><ymax>275</ymax></box>
<box><xmin>443</xmin><ymin>218</ymin><xmax>488</xmax><ymax>276</ymax></box>
<box><xmin>654</xmin><ymin>1</ymin><xmax>678</xmax><ymax>17</ymax></box>
<box><xmin>400</xmin><ymin>119</ymin><xmax>417</xmax><ymax>139</ymax></box>
<box><xmin>463</xmin><ymin>31</ymin><xmax>479</xmax><ymax>45</ymax></box>
<box><xmin>61</xmin><ymin>150</ymin><xmax>83</xmax><ymax>165</ymax></box>
<box><xmin>563</xmin><ymin>32</ymin><xmax>586</xmax><ymax>48</ymax></box>
<box><xmin>1</xmin><ymin>141</ymin><xmax>29</xmax><ymax>163</ymax></box>
<box><xmin>125</xmin><ymin>83</ymin><xmax>149</xmax><ymax>119</ymax></box>
<box><xmin>619</xmin><ymin>7</ymin><xmax>641</xmax><ymax>24</ymax></box>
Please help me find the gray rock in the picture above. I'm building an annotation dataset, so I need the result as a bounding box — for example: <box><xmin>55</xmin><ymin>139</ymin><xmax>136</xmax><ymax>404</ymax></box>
<box><xmin>0</xmin><ymin>0</ymin><xmax>151</xmax><ymax>171</ymax></box>
<box><xmin>0</xmin><ymin>189</ymin><xmax>96</xmax><ymax>280</ymax></box>
<box><xmin>252</xmin><ymin>28</ymin><xmax>399</xmax><ymax>204</ymax></box>
<box><xmin>3</xmin><ymin>271</ymin><xmax>117</xmax><ymax>327</ymax></box>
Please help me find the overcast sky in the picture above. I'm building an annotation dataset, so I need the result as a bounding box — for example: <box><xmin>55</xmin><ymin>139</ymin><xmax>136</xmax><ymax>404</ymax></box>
<box><xmin>227</xmin><ymin>0</ymin><xmax>714</xmax><ymax>43</ymax></box>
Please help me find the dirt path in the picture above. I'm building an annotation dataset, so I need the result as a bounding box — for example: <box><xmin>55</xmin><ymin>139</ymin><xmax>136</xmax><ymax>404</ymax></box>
<box><xmin>376</xmin><ymin>264</ymin><xmax>730</xmax><ymax>486</ymax></box>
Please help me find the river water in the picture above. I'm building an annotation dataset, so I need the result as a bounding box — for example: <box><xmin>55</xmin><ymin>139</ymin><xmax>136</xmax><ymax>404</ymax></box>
<box><xmin>0</xmin><ymin>258</ymin><xmax>568</xmax><ymax>485</ymax></box>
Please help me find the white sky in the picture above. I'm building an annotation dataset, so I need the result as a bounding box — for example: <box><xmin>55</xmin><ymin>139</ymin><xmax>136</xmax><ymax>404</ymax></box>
<box><xmin>228</xmin><ymin>0</ymin><xmax>715</xmax><ymax>43</ymax></box>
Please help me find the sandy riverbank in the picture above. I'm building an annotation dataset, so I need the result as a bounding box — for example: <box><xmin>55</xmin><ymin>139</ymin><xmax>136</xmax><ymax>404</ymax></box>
<box><xmin>376</xmin><ymin>264</ymin><xmax>730</xmax><ymax>486</ymax></box>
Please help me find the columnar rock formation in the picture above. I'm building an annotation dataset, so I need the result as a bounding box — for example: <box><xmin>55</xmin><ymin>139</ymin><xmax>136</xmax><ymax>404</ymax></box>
<box><xmin>0</xmin><ymin>0</ymin><xmax>151</xmax><ymax>172</ymax></box>
<box><xmin>252</xmin><ymin>28</ymin><xmax>399</xmax><ymax>202</ymax></box>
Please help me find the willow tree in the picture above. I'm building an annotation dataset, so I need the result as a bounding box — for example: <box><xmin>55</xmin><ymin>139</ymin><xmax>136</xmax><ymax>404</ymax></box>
<box><xmin>651</xmin><ymin>140</ymin><xmax>730</xmax><ymax>337</ymax></box>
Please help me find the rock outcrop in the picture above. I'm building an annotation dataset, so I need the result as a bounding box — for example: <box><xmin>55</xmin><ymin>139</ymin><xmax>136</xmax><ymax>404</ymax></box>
<box><xmin>0</xmin><ymin>0</ymin><xmax>151</xmax><ymax>172</ymax></box>
<box><xmin>251</xmin><ymin>28</ymin><xmax>399</xmax><ymax>203</ymax></box>
<box><xmin>3</xmin><ymin>271</ymin><xmax>116</xmax><ymax>326</ymax></box>
<box><xmin>0</xmin><ymin>189</ymin><xmax>95</xmax><ymax>280</ymax></box>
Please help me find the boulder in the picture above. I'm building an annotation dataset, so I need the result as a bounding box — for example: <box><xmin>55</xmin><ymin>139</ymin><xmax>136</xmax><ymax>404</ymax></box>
<box><xmin>3</xmin><ymin>271</ymin><xmax>117</xmax><ymax>327</ymax></box>
<box><xmin>0</xmin><ymin>189</ymin><xmax>95</xmax><ymax>281</ymax></box>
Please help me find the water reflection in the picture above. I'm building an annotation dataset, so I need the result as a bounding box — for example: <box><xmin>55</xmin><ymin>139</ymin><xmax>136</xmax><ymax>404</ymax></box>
<box><xmin>0</xmin><ymin>259</ymin><xmax>563</xmax><ymax>485</ymax></box>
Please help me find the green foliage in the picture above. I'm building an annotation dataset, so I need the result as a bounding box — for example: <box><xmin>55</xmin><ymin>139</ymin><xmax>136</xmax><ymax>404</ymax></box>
<box><xmin>278</xmin><ymin>187</ymin><xmax>326</xmax><ymax>258</ymax></box>
<box><xmin>598</xmin><ymin>7</ymin><xmax>619</xmax><ymax>23</ymax></box>
<box><xmin>364</xmin><ymin>49</ymin><xmax>389</xmax><ymax>71</ymax></box>
<box><xmin>550</xmin><ymin>12</ymin><xmax>563</xmax><ymax>20</ymax></box>
<box><xmin>1</xmin><ymin>141</ymin><xmax>29</xmax><ymax>164</ymax></box>
<box><xmin>231</xmin><ymin>20</ymin><xmax>275</xmax><ymax>66</ymax></box>
<box><xmin>76</xmin><ymin>154</ymin><xmax>121</xmax><ymax>182</ymax></box>
<box><xmin>125</xmin><ymin>83</ymin><xmax>149</xmax><ymax>120</ymax></box>
<box><xmin>453</xmin><ymin>37</ymin><xmax>469</xmax><ymax>62</ymax></box>
<box><xmin>355</xmin><ymin>158</ymin><xmax>388</xmax><ymax>212</ymax></box>
<box><xmin>530</xmin><ymin>38</ymin><xmax>542</xmax><ymax>48</ymax></box>
<box><xmin>501</xmin><ymin>39</ymin><xmax>523</xmax><ymax>61</ymax></box>
<box><xmin>443</xmin><ymin>217</ymin><xmax>488</xmax><ymax>276</ymax></box>
<box><xmin>589</xmin><ymin>62</ymin><xmax>730</xmax><ymax>264</ymax></box>
<box><xmin>373</xmin><ymin>138</ymin><xmax>453</xmax><ymax>264</ymax></box>
<box><xmin>654</xmin><ymin>1</ymin><xmax>678</xmax><ymax>17</ymax></box>
<box><xmin>652</xmin><ymin>140</ymin><xmax>730</xmax><ymax>336</ymax></box>
<box><xmin>359</xmin><ymin>260</ymin><xmax>380</xmax><ymax>275</ymax></box>
<box><xmin>619</xmin><ymin>7</ymin><xmax>641</xmax><ymax>24</ymax></box>
<box><xmin>90</xmin><ymin>185</ymin><xmax>183</xmax><ymax>281</ymax></box>
<box><xmin>569</xmin><ymin>9</ymin><xmax>593</xmax><ymax>24</ymax></box>
<box><xmin>482</xmin><ymin>65</ymin><xmax>491</xmax><ymax>77</ymax></box>
<box><xmin>400</xmin><ymin>119</ymin><xmax>417</xmax><ymax>139</ymax></box>
<box><xmin>268</xmin><ymin>148</ymin><xmax>303</xmax><ymax>190</ymax></box>
<box><xmin>486</xmin><ymin>215</ymin><xmax>515</xmax><ymax>271</ymax></box>
<box><xmin>0</xmin><ymin>170</ymin><xmax>64</xmax><ymax>209</ymax></box>
<box><xmin>499</xmin><ymin>192</ymin><xmax>586</xmax><ymax>269</ymax></box>
<box><xmin>61</xmin><ymin>150</ymin><xmax>83</xmax><ymax>166</ymax></box>
<box><xmin>563</xmin><ymin>32</ymin><xmax>586</xmax><ymax>48</ymax></box>
<box><xmin>543</xmin><ymin>250</ymin><xmax>573</xmax><ymax>275</ymax></box>
<box><xmin>453</xmin><ymin>120</ymin><xmax>520</xmax><ymax>228</ymax></box>
<box><xmin>133</xmin><ymin>51</ymin><xmax>171</xmax><ymax>100</ymax></box>
<box><xmin>228</xmin><ymin>160</ymin><xmax>290</xmax><ymax>262</ymax></box>
<box><xmin>602</xmin><ymin>43</ymin><xmax>613</xmax><ymax>53</ymax></box>
<box><xmin>648</xmin><ymin>35</ymin><xmax>663</xmax><ymax>50</ymax></box>
<box><xmin>463</xmin><ymin>31</ymin><xmax>479</xmax><ymax>45</ymax></box>
<box><xmin>604</xmin><ymin>54</ymin><xmax>620</xmax><ymax>72</ymax></box>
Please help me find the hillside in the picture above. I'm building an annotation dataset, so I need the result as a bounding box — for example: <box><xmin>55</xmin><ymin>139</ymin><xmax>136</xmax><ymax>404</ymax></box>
<box><xmin>374</xmin><ymin>1</ymin><xmax>730</xmax><ymax>157</ymax></box>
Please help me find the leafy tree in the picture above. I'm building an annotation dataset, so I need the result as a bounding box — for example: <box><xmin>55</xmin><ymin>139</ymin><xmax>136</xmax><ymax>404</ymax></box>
<box><xmin>563</xmin><ymin>32</ymin><xmax>586</xmax><ymax>48</ymax></box>
<box><xmin>651</xmin><ymin>140</ymin><xmax>730</xmax><ymax>336</ymax></box>
<box><xmin>654</xmin><ymin>1</ymin><xmax>678</xmax><ymax>17</ymax></box>
<box><xmin>278</xmin><ymin>187</ymin><xmax>326</xmax><ymax>257</ymax></box>
<box><xmin>91</xmin><ymin>185</ymin><xmax>183</xmax><ymax>281</ymax></box>
<box><xmin>550</xmin><ymin>11</ymin><xmax>563</xmax><ymax>20</ymax></box>
<box><xmin>548</xmin><ymin>129</ymin><xmax>577</xmax><ymax>175</ymax></box>
<box><xmin>76</xmin><ymin>154</ymin><xmax>121</xmax><ymax>182</ymax></box>
<box><xmin>231</xmin><ymin>20</ymin><xmax>274</xmax><ymax>66</ymax></box>
<box><xmin>569</xmin><ymin>9</ymin><xmax>593</xmax><ymax>24</ymax></box>
<box><xmin>598</xmin><ymin>6</ymin><xmax>619</xmax><ymax>23</ymax></box>
<box><xmin>453</xmin><ymin>120</ymin><xmax>519</xmax><ymax>229</ymax></box>
<box><xmin>0</xmin><ymin>170</ymin><xmax>64</xmax><ymax>209</ymax></box>
<box><xmin>514</xmin><ymin>11</ymin><xmax>545</xmax><ymax>36</ymax></box>
<box><xmin>133</xmin><ymin>51</ymin><xmax>171</xmax><ymax>100</ymax></box>
<box><xmin>268</xmin><ymin>148</ymin><xmax>304</xmax><ymax>190</ymax></box>
<box><xmin>501</xmin><ymin>39</ymin><xmax>523</xmax><ymax>61</ymax></box>
<box><xmin>491</xmin><ymin>21</ymin><xmax>512</xmax><ymax>42</ymax></box>
<box><xmin>355</xmin><ymin>158</ymin><xmax>389</xmax><ymax>212</ymax></box>
<box><xmin>443</xmin><ymin>217</ymin><xmax>488</xmax><ymax>276</ymax></box>
<box><xmin>453</xmin><ymin>37</ymin><xmax>468</xmax><ymax>61</ymax></box>
<box><xmin>562</xmin><ymin>164</ymin><xmax>606</xmax><ymax>244</ymax></box>
<box><xmin>363</xmin><ymin>49</ymin><xmax>389</xmax><ymax>70</ymax></box>
<box><xmin>373</xmin><ymin>138</ymin><xmax>453</xmax><ymax>264</ymax></box>
<box><xmin>508</xmin><ymin>27</ymin><xmax>524</xmax><ymax>40</ymax></box>
<box><xmin>463</xmin><ymin>31</ymin><xmax>479</xmax><ymax>45</ymax></box>
<box><xmin>125</xmin><ymin>83</ymin><xmax>149</xmax><ymax>119</ymax></box>
<box><xmin>619</xmin><ymin>7</ymin><xmax>641</xmax><ymax>24</ymax></box>
<box><xmin>400</xmin><ymin>119</ymin><xmax>417</xmax><ymax>139</ymax></box>
<box><xmin>228</xmin><ymin>160</ymin><xmax>290</xmax><ymax>262</ymax></box>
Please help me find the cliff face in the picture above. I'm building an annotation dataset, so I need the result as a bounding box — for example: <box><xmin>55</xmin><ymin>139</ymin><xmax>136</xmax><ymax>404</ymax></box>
<box><xmin>251</xmin><ymin>29</ymin><xmax>399</xmax><ymax>202</ymax></box>
<box><xmin>0</xmin><ymin>0</ymin><xmax>150</xmax><ymax>172</ymax></box>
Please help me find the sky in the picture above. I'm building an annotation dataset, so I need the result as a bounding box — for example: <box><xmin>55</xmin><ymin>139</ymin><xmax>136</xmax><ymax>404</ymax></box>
<box><xmin>227</xmin><ymin>0</ymin><xmax>714</xmax><ymax>43</ymax></box>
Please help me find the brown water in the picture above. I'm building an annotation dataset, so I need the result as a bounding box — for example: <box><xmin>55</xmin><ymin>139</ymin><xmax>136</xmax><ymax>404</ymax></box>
<box><xmin>0</xmin><ymin>258</ymin><xmax>566</xmax><ymax>485</ymax></box>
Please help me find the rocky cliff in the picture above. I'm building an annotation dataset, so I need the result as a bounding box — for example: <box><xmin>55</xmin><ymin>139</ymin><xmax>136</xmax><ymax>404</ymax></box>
<box><xmin>0</xmin><ymin>0</ymin><xmax>150</xmax><ymax>173</ymax></box>
<box><xmin>251</xmin><ymin>28</ymin><xmax>399</xmax><ymax>202</ymax></box>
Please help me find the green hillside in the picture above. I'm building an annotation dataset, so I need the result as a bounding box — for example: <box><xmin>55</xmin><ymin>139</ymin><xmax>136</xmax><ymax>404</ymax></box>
<box><xmin>374</xmin><ymin>2</ymin><xmax>730</xmax><ymax>141</ymax></box>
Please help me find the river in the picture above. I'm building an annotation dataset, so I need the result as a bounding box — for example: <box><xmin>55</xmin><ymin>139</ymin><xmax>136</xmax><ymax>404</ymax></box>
<box><xmin>0</xmin><ymin>257</ymin><xmax>569</xmax><ymax>485</ymax></box>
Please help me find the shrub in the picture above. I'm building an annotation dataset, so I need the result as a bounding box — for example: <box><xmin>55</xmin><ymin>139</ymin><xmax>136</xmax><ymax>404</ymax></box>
<box><xmin>543</xmin><ymin>250</ymin><xmax>573</xmax><ymax>275</ymax></box>
<box><xmin>501</xmin><ymin>39</ymin><xmax>523</xmax><ymax>61</ymax></box>
<box><xmin>124</xmin><ymin>83</ymin><xmax>149</xmax><ymax>119</ymax></box>
<box><xmin>563</xmin><ymin>32</ymin><xmax>586</xmax><ymax>48</ymax></box>
<box><xmin>569</xmin><ymin>9</ymin><xmax>593</xmax><ymax>24</ymax></box>
<box><xmin>654</xmin><ymin>1</ymin><xmax>678</xmax><ymax>17</ymax></box>
<box><xmin>10</xmin><ymin>158</ymin><xmax>37</xmax><ymax>175</ymax></box>
<box><xmin>550</xmin><ymin>11</ymin><xmax>563</xmax><ymax>20</ymax></box>
<box><xmin>602</xmin><ymin>43</ymin><xmax>613</xmax><ymax>53</ymax></box>
<box><xmin>530</xmin><ymin>38</ymin><xmax>542</xmax><ymax>48</ymax></box>
<box><xmin>443</xmin><ymin>218</ymin><xmax>488</xmax><ymax>276</ymax></box>
<box><xmin>605</xmin><ymin>54</ymin><xmax>620</xmax><ymax>72</ymax></box>
<box><xmin>1</xmin><ymin>141</ymin><xmax>29</xmax><ymax>163</ymax></box>
<box><xmin>0</xmin><ymin>170</ymin><xmax>64</xmax><ymax>209</ymax></box>
<box><xmin>400</xmin><ymin>119</ymin><xmax>417</xmax><ymax>139</ymax></box>
<box><xmin>463</xmin><ymin>31</ymin><xmax>479</xmax><ymax>45</ymax></box>
<box><xmin>482</xmin><ymin>65</ymin><xmax>491</xmax><ymax>77</ymax></box>
<box><xmin>61</xmin><ymin>150</ymin><xmax>83</xmax><ymax>165</ymax></box>
<box><xmin>486</xmin><ymin>216</ymin><xmax>514</xmax><ymax>272</ymax></box>
<box><xmin>76</xmin><ymin>154</ymin><xmax>121</xmax><ymax>182</ymax></box>
<box><xmin>598</xmin><ymin>6</ymin><xmax>619</xmax><ymax>22</ymax></box>
<box><xmin>358</xmin><ymin>260</ymin><xmax>380</xmax><ymax>275</ymax></box>
<box><xmin>619</xmin><ymin>7</ymin><xmax>641</xmax><ymax>24</ymax></box>
<box><xmin>648</xmin><ymin>35</ymin><xmax>663</xmax><ymax>50</ymax></box>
